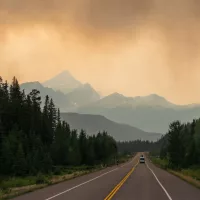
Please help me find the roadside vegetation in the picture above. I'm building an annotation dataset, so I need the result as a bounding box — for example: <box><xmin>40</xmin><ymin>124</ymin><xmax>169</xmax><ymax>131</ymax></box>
<box><xmin>149</xmin><ymin>120</ymin><xmax>200</xmax><ymax>188</ymax></box>
<box><xmin>0</xmin><ymin>76</ymin><xmax>123</xmax><ymax>199</ymax></box>
<box><xmin>117</xmin><ymin>119</ymin><xmax>200</xmax><ymax>188</ymax></box>
<box><xmin>0</xmin><ymin>166</ymin><xmax>101</xmax><ymax>199</ymax></box>
<box><xmin>150</xmin><ymin>156</ymin><xmax>200</xmax><ymax>188</ymax></box>
<box><xmin>117</xmin><ymin>140</ymin><xmax>162</xmax><ymax>155</ymax></box>
<box><xmin>159</xmin><ymin>120</ymin><xmax>200</xmax><ymax>169</ymax></box>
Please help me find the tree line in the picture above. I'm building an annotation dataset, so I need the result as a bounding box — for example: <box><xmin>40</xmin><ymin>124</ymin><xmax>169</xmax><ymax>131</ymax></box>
<box><xmin>117</xmin><ymin>140</ymin><xmax>161</xmax><ymax>155</ymax></box>
<box><xmin>118</xmin><ymin>119</ymin><xmax>200</xmax><ymax>170</ymax></box>
<box><xmin>159</xmin><ymin>120</ymin><xmax>200</xmax><ymax>169</ymax></box>
<box><xmin>0</xmin><ymin>77</ymin><xmax>117</xmax><ymax>176</ymax></box>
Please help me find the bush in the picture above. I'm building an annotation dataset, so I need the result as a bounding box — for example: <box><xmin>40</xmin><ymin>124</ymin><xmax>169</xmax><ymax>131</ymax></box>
<box><xmin>0</xmin><ymin>177</ymin><xmax>36</xmax><ymax>189</ymax></box>
<box><xmin>64</xmin><ymin>169</ymin><xmax>73</xmax><ymax>174</ymax></box>
<box><xmin>0</xmin><ymin>182</ymin><xmax>11</xmax><ymax>194</ymax></box>
<box><xmin>35</xmin><ymin>173</ymin><xmax>48</xmax><ymax>184</ymax></box>
<box><xmin>151</xmin><ymin>157</ymin><xmax>169</xmax><ymax>169</ymax></box>
<box><xmin>182</xmin><ymin>167</ymin><xmax>200</xmax><ymax>181</ymax></box>
<box><xmin>53</xmin><ymin>166</ymin><xmax>62</xmax><ymax>175</ymax></box>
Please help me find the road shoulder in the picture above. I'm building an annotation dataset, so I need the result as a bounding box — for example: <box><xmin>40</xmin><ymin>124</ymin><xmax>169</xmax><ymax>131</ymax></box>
<box><xmin>147</xmin><ymin>157</ymin><xmax>200</xmax><ymax>200</ymax></box>
<box><xmin>149</xmin><ymin>156</ymin><xmax>200</xmax><ymax>189</ymax></box>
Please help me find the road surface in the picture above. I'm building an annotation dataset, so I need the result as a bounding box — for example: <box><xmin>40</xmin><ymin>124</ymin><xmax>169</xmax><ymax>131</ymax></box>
<box><xmin>13</xmin><ymin>153</ymin><xmax>200</xmax><ymax>200</ymax></box>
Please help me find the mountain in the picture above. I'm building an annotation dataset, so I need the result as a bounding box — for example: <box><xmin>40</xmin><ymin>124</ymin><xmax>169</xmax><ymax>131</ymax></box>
<box><xmin>133</xmin><ymin>94</ymin><xmax>176</xmax><ymax>108</ymax></box>
<box><xmin>43</xmin><ymin>70</ymin><xmax>82</xmax><ymax>94</ymax></box>
<box><xmin>91</xmin><ymin>92</ymin><xmax>131</xmax><ymax>108</ymax></box>
<box><xmin>77</xmin><ymin>103</ymin><xmax>200</xmax><ymax>134</ymax></box>
<box><xmin>20</xmin><ymin>81</ymin><xmax>101</xmax><ymax>111</ymax></box>
<box><xmin>20</xmin><ymin>82</ymin><xmax>70</xmax><ymax>111</ymax></box>
<box><xmin>86</xmin><ymin>93</ymin><xmax>176</xmax><ymax>109</ymax></box>
<box><xmin>76</xmin><ymin>93</ymin><xmax>200</xmax><ymax>133</ymax></box>
<box><xmin>61</xmin><ymin>113</ymin><xmax>161</xmax><ymax>142</ymax></box>
<box><xmin>21</xmin><ymin>79</ymin><xmax>200</xmax><ymax>134</ymax></box>
<box><xmin>66</xmin><ymin>83</ymin><xmax>101</xmax><ymax>107</ymax></box>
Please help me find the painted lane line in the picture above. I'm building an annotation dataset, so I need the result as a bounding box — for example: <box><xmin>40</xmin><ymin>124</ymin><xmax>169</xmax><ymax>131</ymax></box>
<box><xmin>105</xmin><ymin>169</ymin><xmax>134</xmax><ymax>200</ymax></box>
<box><xmin>44</xmin><ymin>168</ymin><xmax>118</xmax><ymax>200</ymax></box>
<box><xmin>146</xmin><ymin>163</ymin><xmax>173</xmax><ymax>200</ymax></box>
<box><xmin>104</xmin><ymin>171</ymin><xmax>132</xmax><ymax>200</ymax></box>
<box><xmin>106</xmin><ymin>162</ymin><xmax>139</xmax><ymax>200</ymax></box>
<box><xmin>45</xmin><ymin>157</ymin><xmax>137</xmax><ymax>200</ymax></box>
<box><xmin>104</xmin><ymin>162</ymin><xmax>139</xmax><ymax>200</ymax></box>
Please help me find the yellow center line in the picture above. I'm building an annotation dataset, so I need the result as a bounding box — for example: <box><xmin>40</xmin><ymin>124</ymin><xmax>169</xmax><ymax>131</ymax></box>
<box><xmin>104</xmin><ymin>162</ymin><xmax>139</xmax><ymax>200</ymax></box>
<box><xmin>104</xmin><ymin>171</ymin><xmax>132</xmax><ymax>200</ymax></box>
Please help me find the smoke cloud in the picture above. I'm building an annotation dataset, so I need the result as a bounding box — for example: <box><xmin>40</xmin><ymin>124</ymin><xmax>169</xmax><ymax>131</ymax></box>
<box><xmin>1</xmin><ymin>0</ymin><xmax>200</xmax><ymax>104</ymax></box>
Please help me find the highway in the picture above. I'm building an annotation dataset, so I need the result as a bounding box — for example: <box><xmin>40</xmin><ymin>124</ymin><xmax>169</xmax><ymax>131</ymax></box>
<box><xmin>13</xmin><ymin>153</ymin><xmax>200</xmax><ymax>200</ymax></box>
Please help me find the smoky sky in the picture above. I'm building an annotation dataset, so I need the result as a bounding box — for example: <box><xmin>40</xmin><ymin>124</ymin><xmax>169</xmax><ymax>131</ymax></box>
<box><xmin>1</xmin><ymin>0</ymin><xmax>200</xmax><ymax>104</ymax></box>
<box><xmin>1</xmin><ymin>0</ymin><xmax>200</xmax><ymax>28</ymax></box>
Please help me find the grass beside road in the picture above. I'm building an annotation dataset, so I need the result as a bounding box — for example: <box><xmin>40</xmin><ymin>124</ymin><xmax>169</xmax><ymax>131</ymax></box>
<box><xmin>150</xmin><ymin>157</ymin><xmax>169</xmax><ymax>169</ymax></box>
<box><xmin>150</xmin><ymin>157</ymin><xmax>200</xmax><ymax>189</ymax></box>
<box><xmin>0</xmin><ymin>168</ymin><xmax>93</xmax><ymax>200</ymax></box>
<box><xmin>0</xmin><ymin>155</ymin><xmax>132</xmax><ymax>200</ymax></box>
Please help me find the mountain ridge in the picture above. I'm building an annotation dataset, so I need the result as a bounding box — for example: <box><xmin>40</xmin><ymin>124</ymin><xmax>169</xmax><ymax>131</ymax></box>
<box><xmin>61</xmin><ymin>112</ymin><xmax>161</xmax><ymax>142</ymax></box>
<box><xmin>20</xmin><ymin>71</ymin><xmax>200</xmax><ymax>133</ymax></box>
<box><xmin>43</xmin><ymin>70</ymin><xmax>82</xmax><ymax>94</ymax></box>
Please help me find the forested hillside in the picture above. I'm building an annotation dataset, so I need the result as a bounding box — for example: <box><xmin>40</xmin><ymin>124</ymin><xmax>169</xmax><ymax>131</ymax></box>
<box><xmin>118</xmin><ymin>119</ymin><xmax>200</xmax><ymax>169</ymax></box>
<box><xmin>159</xmin><ymin>120</ymin><xmax>200</xmax><ymax>168</ymax></box>
<box><xmin>117</xmin><ymin>139</ymin><xmax>163</xmax><ymax>155</ymax></box>
<box><xmin>61</xmin><ymin>113</ymin><xmax>161</xmax><ymax>141</ymax></box>
<box><xmin>0</xmin><ymin>77</ymin><xmax>117</xmax><ymax>176</ymax></box>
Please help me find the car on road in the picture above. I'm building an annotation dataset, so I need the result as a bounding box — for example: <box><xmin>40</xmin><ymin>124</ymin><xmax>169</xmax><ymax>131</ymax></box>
<box><xmin>139</xmin><ymin>156</ymin><xmax>145</xmax><ymax>163</ymax></box>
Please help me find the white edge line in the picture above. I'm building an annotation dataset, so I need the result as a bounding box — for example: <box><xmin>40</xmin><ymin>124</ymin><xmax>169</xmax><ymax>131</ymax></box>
<box><xmin>146</xmin><ymin>163</ymin><xmax>173</xmax><ymax>200</ymax></box>
<box><xmin>45</xmin><ymin>168</ymin><xmax>118</xmax><ymax>200</ymax></box>
<box><xmin>45</xmin><ymin>159</ymin><xmax>135</xmax><ymax>200</ymax></box>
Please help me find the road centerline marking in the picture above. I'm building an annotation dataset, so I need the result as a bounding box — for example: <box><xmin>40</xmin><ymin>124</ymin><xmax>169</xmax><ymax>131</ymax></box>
<box><xmin>146</xmin><ymin>163</ymin><xmax>173</xmax><ymax>200</ymax></box>
<box><xmin>44</xmin><ymin>168</ymin><xmax>118</xmax><ymax>200</ymax></box>
<box><xmin>44</xmin><ymin>158</ymin><xmax>136</xmax><ymax>200</ymax></box>
<box><xmin>104</xmin><ymin>171</ymin><xmax>131</xmax><ymax>200</ymax></box>
<box><xmin>104</xmin><ymin>162</ymin><xmax>139</xmax><ymax>200</ymax></box>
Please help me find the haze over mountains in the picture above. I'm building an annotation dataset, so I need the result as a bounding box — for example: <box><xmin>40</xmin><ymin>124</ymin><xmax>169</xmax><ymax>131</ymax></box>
<box><xmin>61</xmin><ymin>113</ymin><xmax>161</xmax><ymax>142</ymax></box>
<box><xmin>43</xmin><ymin>71</ymin><xmax>82</xmax><ymax>94</ymax></box>
<box><xmin>21</xmin><ymin>71</ymin><xmax>200</xmax><ymax>134</ymax></box>
<box><xmin>21</xmin><ymin>71</ymin><xmax>101</xmax><ymax>111</ymax></box>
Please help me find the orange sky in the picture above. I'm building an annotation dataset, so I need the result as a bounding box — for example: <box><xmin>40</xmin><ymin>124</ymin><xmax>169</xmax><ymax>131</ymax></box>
<box><xmin>1</xmin><ymin>0</ymin><xmax>200</xmax><ymax>104</ymax></box>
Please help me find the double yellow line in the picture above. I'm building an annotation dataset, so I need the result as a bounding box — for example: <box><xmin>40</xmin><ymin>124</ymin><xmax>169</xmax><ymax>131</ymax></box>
<box><xmin>104</xmin><ymin>162</ymin><xmax>139</xmax><ymax>200</ymax></box>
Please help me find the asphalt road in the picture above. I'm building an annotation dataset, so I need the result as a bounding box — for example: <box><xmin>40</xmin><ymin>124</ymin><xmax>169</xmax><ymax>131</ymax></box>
<box><xmin>13</xmin><ymin>153</ymin><xmax>200</xmax><ymax>200</ymax></box>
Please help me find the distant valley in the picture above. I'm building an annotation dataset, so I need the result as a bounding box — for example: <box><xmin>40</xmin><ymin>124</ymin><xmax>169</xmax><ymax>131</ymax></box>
<box><xmin>21</xmin><ymin>71</ymin><xmax>200</xmax><ymax>134</ymax></box>
<box><xmin>61</xmin><ymin>113</ymin><xmax>161</xmax><ymax>142</ymax></box>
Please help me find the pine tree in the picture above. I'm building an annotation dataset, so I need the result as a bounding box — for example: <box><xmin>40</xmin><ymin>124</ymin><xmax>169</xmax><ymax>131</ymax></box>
<box><xmin>43</xmin><ymin>95</ymin><xmax>49</xmax><ymax>118</ymax></box>
<box><xmin>9</xmin><ymin>77</ymin><xmax>21</xmax><ymax>102</ymax></box>
<box><xmin>168</xmin><ymin>121</ymin><xmax>184</xmax><ymax>168</ymax></box>
<box><xmin>30</xmin><ymin>89</ymin><xmax>41</xmax><ymax>113</ymax></box>
<box><xmin>0</xmin><ymin>80</ymin><xmax>10</xmax><ymax>136</ymax></box>
<box><xmin>42</xmin><ymin>95</ymin><xmax>52</xmax><ymax>145</ymax></box>
<box><xmin>52</xmin><ymin>121</ymin><xmax>69</xmax><ymax>165</ymax></box>
<box><xmin>68</xmin><ymin>130</ymin><xmax>81</xmax><ymax>165</ymax></box>
<box><xmin>0</xmin><ymin>75</ymin><xmax>119</xmax><ymax>176</ymax></box>
<box><xmin>79</xmin><ymin>129</ymin><xmax>88</xmax><ymax>164</ymax></box>
<box><xmin>0</xmin><ymin>135</ymin><xmax>14</xmax><ymax>175</ymax></box>
<box><xmin>42</xmin><ymin>152</ymin><xmax>53</xmax><ymax>173</ymax></box>
<box><xmin>14</xmin><ymin>143</ymin><xmax>27</xmax><ymax>176</ymax></box>
<box><xmin>57</xmin><ymin>108</ymin><xmax>61</xmax><ymax>125</ymax></box>
<box><xmin>86</xmin><ymin>136</ymin><xmax>96</xmax><ymax>165</ymax></box>
<box><xmin>194</xmin><ymin>120</ymin><xmax>200</xmax><ymax>164</ymax></box>
<box><xmin>48</xmin><ymin>98</ymin><xmax>57</xmax><ymax>131</ymax></box>
<box><xmin>9</xmin><ymin>77</ymin><xmax>23</xmax><ymax>129</ymax></box>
